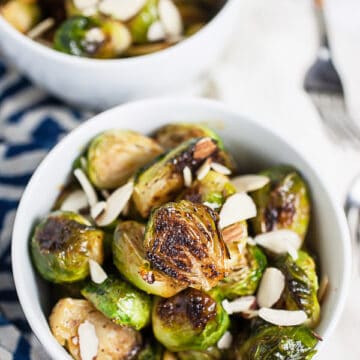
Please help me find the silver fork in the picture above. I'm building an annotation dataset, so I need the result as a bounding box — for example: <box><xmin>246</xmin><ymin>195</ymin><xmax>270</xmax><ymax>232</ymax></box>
<box><xmin>304</xmin><ymin>0</ymin><xmax>360</xmax><ymax>147</ymax></box>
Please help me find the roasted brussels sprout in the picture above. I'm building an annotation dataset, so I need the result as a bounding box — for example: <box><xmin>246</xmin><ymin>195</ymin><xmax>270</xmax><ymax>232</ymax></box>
<box><xmin>177</xmin><ymin>347</ymin><xmax>222</xmax><ymax>360</ymax></box>
<box><xmin>145</xmin><ymin>200</ymin><xmax>226</xmax><ymax>291</ymax></box>
<box><xmin>50</xmin><ymin>298</ymin><xmax>141</xmax><ymax>360</ymax></box>
<box><xmin>136</xmin><ymin>341</ymin><xmax>163</xmax><ymax>360</ymax></box>
<box><xmin>133</xmin><ymin>137</ymin><xmax>222</xmax><ymax>218</ymax></box>
<box><xmin>153</xmin><ymin>123</ymin><xmax>224</xmax><ymax>151</ymax></box>
<box><xmin>113</xmin><ymin>221</ymin><xmax>186</xmax><ymax>297</ymax></box>
<box><xmin>250</xmin><ymin>166</ymin><xmax>310</xmax><ymax>240</ymax></box>
<box><xmin>275</xmin><ymin>250</ymin><xmax>320</xmax><ymax>328</ymax></box>
<box><xmin>54</xmin><ymin>16</ymin><xmax>132</xmax><ymax>58</ymax></box>
<box><xmin>81</xmin><ymin>275</ymin><xmax>151</xmax><ymax>330</ymax></box>
<box><xmin>179</xmin><ymin>170</ymin><xmax>236</xmax><ymax>209</ymax></box>
<box><xmin>152</xmin><ymin>288</ymin><xmax>230</xmax><ymax>351</ymax></box>
<box><xmin>0</xmin><ymin>0</ymin><xmax>41</xmax><ymax>33</ymax></box>
<box><xmin>87</xmin><ymin>129</ymin><xmax>163</xmax><ymax>189</ymax></box>
<box><xmin>31</xmin><ymin>211</ymin><xmax>104</xmax><ymax>283</ymax></box>
<box><xmin>236</xmin><ymin>325</ymin><xmax>318</xmax><ymax>359</ymax></box>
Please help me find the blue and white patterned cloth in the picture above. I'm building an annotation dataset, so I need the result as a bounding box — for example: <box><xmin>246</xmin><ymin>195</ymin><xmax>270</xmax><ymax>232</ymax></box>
<box><xmin>0</xmin><ymin>58</ymin><xmax>91</xmax><ymax>359</ymax></box>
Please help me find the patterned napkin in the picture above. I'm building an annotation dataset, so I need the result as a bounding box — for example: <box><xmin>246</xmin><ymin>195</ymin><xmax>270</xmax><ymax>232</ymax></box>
<box><xmin>0</xmin><ymin>59</ymin><xmax>90</xmax><ymax>359</ymax></box>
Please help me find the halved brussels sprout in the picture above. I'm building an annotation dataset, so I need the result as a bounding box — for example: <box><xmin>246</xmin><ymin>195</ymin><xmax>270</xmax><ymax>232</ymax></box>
<box><xmin>236</xmin><ymin>325</ymin><xmax>318</xmax><ymax>359</ymax></box>
<box><xmin>0</xmin><ymin>0</ymin><xmax>41</xmax><ymax>33</ymax></box>
<box><xmin>49</xmin><ymin>298</ymin><xmax>141</xmax><ymax>359</ymax></box>
<box><xmin>250</xmin><ymin>166</ymin><xmax>310</xmax><ymax>240</ymax></box>
<box><xmin>177</xmin><ymin>347</ymin><xmax>222</xmax><ymax>360</ymax></box>
<box><xmin>153</xmin><ymin>123</ymin><xmax>224</xmax><ymax>151</ymax></box>
<box><xmin>145</xmin><ymin>200</ymin><xmax>226</xmax><ymax>291</ymax></box>
<box><xmin>54</xmin><ymin>16</ymin><xmax>132</xmax><ymax>58</ymax></box>
<box><xmin>275</xmin><ymin>250</ymin><xmax>320</xmax><ymax>328</ymax></box>
<box><xmin>81</xmin><ymin>275</ymin><xmax>151</xmax><ymax>330</ymax></box>
<box><xmin>87</xmin><ymin>129</ymin><xmax>163</xmax><ymax>189</ymax></box>
<box><xmin>113</xmin><ymin>221</ymin><xmax>186</xmax><ymax>297</ymax></box>
<box><xmin>152</xmin><ymin>288</ymin><xmax>230</xmax><ymax>351</ymax></box>
<box><xmin>133</xmin><ymin>137</ymin><xmax>222</xmax><ymax>218</ymax></box>
<box><xmin>178</xmin><ymin>170</ymin><xmax>236</xmax><ymax>209</ymax></box>
<box><xmin>31</xmin><ymin>211</ymin><xmax>104</xmax><ymax>283</ymax></box>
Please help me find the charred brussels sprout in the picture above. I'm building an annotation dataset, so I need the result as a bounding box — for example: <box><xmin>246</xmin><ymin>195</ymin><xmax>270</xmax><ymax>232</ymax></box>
<box><xmin>179</xmin><ymin>170</ymin><xmax>236</xmax><ymax>209</ymax></box>
<box><xmin>81</xmin><ymin>275</ymin><xmax>151</xmax><ymax>330</ymax></box>
<box><xmin>87</xmin><ymin>129</ymin><xmax>163</xmax><ymax>189</ymax></box>
<box><xmin>236</xmin><ymin>325</ymin><xmax>318</xmax><ymax>359</ymax></box>
<box><xmin>152</xmin><ymin>288</ymin><xmax>229</xmax><ymax>351</ymax></box>
<box><xmin>145</xmin><ymin>200</ymin><xmax>226</xmax><ymax>291</ymax></box>
<box><xmin>31</xmin><ymin>211</ymin><xmax>104</xmax><ymax>283</ymax></box>
<box><xmin>113</xmin><ymin>221</ymin><xmax>186</xmax><ymax>297</ymax></box>
<box><xmin>54</xmin><ymin>16</ymin><xmax>132</xmax><ymax>58</ymax></box>
<box><xmin>275</xmin><ymin>251</ymin><xmax>320</xmax><ymax>328</ymax></box>
<box><xmin>250</xmin><ymin>166</ymin><xmax>310</xmax><ymax>240</ymax></box>
<box><xmin>133</xmin><ymin>137</ymin><xmax>222</xmax><ymax>218</ymax></box>
<box><xmin>177</xmin><ymin>347</ymin><xmax>222</xmax><ymax>360</ymax></box>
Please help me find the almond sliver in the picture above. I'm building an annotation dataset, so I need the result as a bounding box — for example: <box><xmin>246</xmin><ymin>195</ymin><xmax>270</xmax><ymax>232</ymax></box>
<box><xmin>211</xmin><ymin>162</ymin><xmax>231</xmax><ymax>175</ymax></box>
<box><xmin>158</xmin><ymin>0</ymin><xmax>183</xmax><ymax>37</ymax></box>
<box><xmin>60</xmin><ymin>189</ymin><xmax>89</xmax><ymax>212</ymax></box>
<box><xmin>147</xmin><ymin>21</ymin><xmax>166</xmax><ymax>42</ymax></box>
<box><xmin>73</xmin><ymin>168</ymin><xmax>98</xmax><ymax>207</ymax></box>
<box><xmin>78</xmin><ymin>320</ymin><xmax>99</xmax><ymax>360</ymax></box>
<box><xmin>183</xmin><ymin>166</ymin><xmax>192</xmax><ymax>187</ymax></box>
<box><xmin>196</xmin><ymin>158</ymin><xmax>212</xmax><ymax>180</ymax></box>
<box><xmin>231</xmin><ymin>174</ymin><xmax>270</xmax><ymax>193</ymax></box>
<box><xmin>222</xmin><ymin>296</ymin><xmax>256</xmax><ymax>315</ymax></box>
<box><xmin>217</xmin><ymin>331</ymin><xmax>232</xmax><ymax>350</ymax></box>
<box><xmin>89</xmin><ymin>259</ymin><xmax>108</xmax><ymax>284</ymax></box>
<box><xmin>257</xmin><ymin>267</ymin><xmax>285</xmax><ymax>308</ymax></box>
<box><xmin>258</xmin><ymin>308</ymin><xmax>307</xmax><ymax>326</ymax></box>
<box><xmin>98</xmin><ymin>0</ymin><xmax>146</xmax><ymax>21</ymax></box>
<box><xmin>90</xmin><ymin>201</ymin><xmax>106</xmax><ymax>220</ymax></box>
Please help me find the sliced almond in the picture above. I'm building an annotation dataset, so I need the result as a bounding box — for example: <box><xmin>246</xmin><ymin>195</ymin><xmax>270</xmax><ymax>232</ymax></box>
<box><xmin>90</xmin><ymin>201</ymin><xmax>106</xmax><ymax>220</ymax></box>
<box><xmin>96</xmin><ymin>181</ymin><xmax>133</xmax><ymax>227</ymax></box>
<box><xmin>73</xmin><ymin>168</ymin><xmax>98</xmax><ymax>207</ymax></box>
<box><xmin>27</xmin><ymin>18</ymin><xmax>55</xmax><ymax>39</ymax></box>
<box><xmin>247</xmin><ymin>237</ymin><xmax>256</xmax><ymax>246</ymax></box>
<box><xmin>60</xmin><ymin>189</ymin><xmax>89</xmax><ymax>212</ymax></box>
<box><xmin>98</xmin><ymin>0</ymin><xmax>146</xmax><ymax>21</ymax></box>
<box><xmin>183</xmin><ymin>166</ymin><xmax>192</xmax><ymax>187</ymax></box>
<box><xmin>257</xmin><ymin>268</ymin><xmax>285</xmax><ymax>308</ymax></box>
<box><xmin>217</xmin><ymin>331</ymin><xmax>232</xmax><ymax>350</ymax></box>
<box><xmin>78</xmin><ymin>320</ymin><xmax>99</xmax><ymax>360</ymax></box>
<box><xmin>241</xmin><ymin>309</ymin><xmax>259</xmax><ymax>319</ymax></box>
<box><xmin>231</xmin><ymin>175</ymin><xmax>270</xmax><ymax>193</ymax></box>
<box><xmin>101</xmin><ymin>189</ymin><xmax>110</xmax><ymax>199</ymax></box>
<box><xmin>211</xmin><ymin>162</ymin><xmax>231</xmax><ymax>175</ymax></box>
<box><xmin>196</xmin><ymin>158</ymin><xmax>212</xmax><ymax>180</ymax></box>
<box><xmin>254</xmin><ymin>229</ymin><xmax>302</xmax><ymax>255</ymax></box>
<box><xmin>258</xmin><ymin>308</ymin><xmax>307</xmax><ymax>326</ymax></box>
<box><xmin>89</xmin><ymin>259</ymin><xmax>108</xmax><ymax>284</ymax></box>
<box><xmin>158</xmin><ymin>0</ymin><xmax>183</xmax><ymax>38</ymax></box>
<box><xmin>203</xmin><ymin>201</ymin><xmax>219</xmax><ymax>210</ymax></box>
<box><xmin>74</xmin><ymin>0</ymin><xmax>98</xmax><ymax>9</ymax></box>
<box><xmin>147</xmin><ymin>21</ymin><xmax>166</xmax><ymax>42</ymax></box>
<box><xmin>219</xmin><ymin>193</ymin><xmax>257</xmax><ymax>229</ymax></box>
<box><xmin>193</xmin><ymin>138</ymin><xmax>216</xmax><ymax>160</ymax></box>
<box><xmin>85</xmin><ymin>27</ymin><xmax>105</xmax><ymax>43</ymax></box>
<box><xmin>222</xmin><ymin>296</ymin><xmax>256</xmax><ymax>315</ymax></box>
<box><xmin>222</xmin><ymin>223</ymin><xmax>246</xmax><ymax>244</ymax></box>
<box><xmin>318</xmin><ymin>274</ymin><xmax>329</xmax><ymax>303</ymax></box>
<box><xmin>80</xmin><ymin>156</ymin><xmax>88</xmax><ymax>172</ymax></box>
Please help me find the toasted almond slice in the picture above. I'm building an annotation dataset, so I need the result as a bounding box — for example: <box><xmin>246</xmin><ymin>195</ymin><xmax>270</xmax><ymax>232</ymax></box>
<box><xmin>196</xmin><ymin>158</ymin><xmax>212</xmax><ymax>180</ymax></box>
<box><xmin>73</xmin><ymin>168</ymin><xmax>98</xmax><ymax>207</ymax></box>
<box><xmin>74</xmin><ymin>0</ymin><xmax>98</xmax><ymax>9</ymax></box>
<box><xmin>89</xmin><ymin>259</ymin><xmax>108</xmax><ymax>284</ymax></box>
<box><xmin>222</xmin><ymin>296</ymin><xmax>256</xmax><ymax>315</ymax></box>
<box><xmin>147</xmin><ymin>21</ymin><xmax>166</xmax><ymax>42</ymax></box>
<box><xmin>78</xmin><ymin>320</ymin><xmax>99</xmax><ymax>360</ymax></box>
<box><xmin>211</xmin><ymin>162</ymin><xmax>231</xmax><ymax>175</ymax></box>
<box><xmin>60</xmin><ymin>189</ymin><xmax>89</xmax><ymax>212</ymax></box>
<box><xmin>98</xmin><ymin>0</ymin><xmax>146</xmax><ymax>21</ymax></box>
<box><xmin>193</xmin><ymin>138</ymin><xmax>216</xmax><ymax>160</ymax></box>
<box><xmin>318</xmin><ymin>274</ymin><xmax>329</xmax><ymax>303</ymax></box>
<box><xmin>90</xmin><ymin>201</ymin><xmax>106</xmax><ymax>220</ymax></box>
<box><xmin>254</xmin><ymin>229</ymin><xmax>302</xmax><ymax>255</ymax></box>
<box><xmin>203</xmin><ymin>201</ymin><xmax>219</xmax><ymax>210</ymax></box>
<box><xmin>231</xmin><ymin>175</ymin><xmax>270</xmax><ymax>193</ymax></box>
<box><xmin>217</xmin><ymin>331</ymin><xmax>232</xmax><ymax>350</ymax></box>
<box><xmin>219</xmin><ymin>193</ymin><xmax>257</xmax><ymax>229</ymax></box>
<box><xmin>222</xmin><ymin>223</ymin><xmax>246</xmax><ymax>244</ymax></box>
<box><xmin>96</xmin><ymin>181</ymin><xmax>133</xmax><ymax>227</ymax></box>
<box><xmin>183</xmin><ymin>166</ymin><xmax>192</xmax><ymax>187</ymax></box>
<box><xmin>257</xmin><ymin>268</ymin><xmax>285</xmax><ymax>308</ymax></box>
<box><xmin>27</xmin><ymin>18</ymin><xmax>55</xmax><ymax>39</ymax></box>
<box><xmin>158</xmin><ymin>0</ymin><xmax>183</xmax><ymax>38</ymax></box>
<box><xmin>258</xmin><ymin>308</ymin><xmax>307</xmax><ymax>326</ymax></box>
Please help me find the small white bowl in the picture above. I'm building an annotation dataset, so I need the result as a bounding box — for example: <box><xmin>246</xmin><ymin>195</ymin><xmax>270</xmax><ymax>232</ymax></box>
<box><xmin>0</xmin><ymin>1</ymin><xmax>240</xmax><ymax>110</ymax></box>
<box><xmin>12</xmin><ymin>98</ymin><xmax>351</xmax><ymax>359</ymax></box>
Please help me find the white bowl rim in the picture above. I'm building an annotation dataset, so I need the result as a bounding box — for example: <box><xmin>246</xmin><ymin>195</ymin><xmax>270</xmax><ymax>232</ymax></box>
<box><xmin>11</xmin><ymin>97</ymin><xmax>352</xmax><ymax>357</ymax></box>
<box><xmin>0</xmin><ymin>0</ymin><xmax>238</xmax><ymax>66</ymax></box>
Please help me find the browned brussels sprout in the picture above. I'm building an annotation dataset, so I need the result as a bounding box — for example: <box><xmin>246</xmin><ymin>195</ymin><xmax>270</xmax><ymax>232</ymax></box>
<box><xmin>177</xmin><ymin>347</ymin><xmax>222</xmax><ymax>360</ymax></box>
<box><xmin>275</xmin><ymin>250</ymin><xmax>320</xmax><ymax>328</ymax></box>
<box><xmin>152</xmin><ymin>288</ymin><xmax>230</xmax><ymax>351</ymax></box>
<box><xmin>113</xmin><ymin>221</ymin><xmax>186</xmax><ymax>297</ymax></box>
<box><xmin>87</xmin><ymin>129</ymin><xmax>163</xmax><ymax>189</ymax></box>
<box><xmin>144</xmin><ymin>200</ymin><xmax>226</xmax><ymax>291</ymax></box>
<box><xmin>49</xmin><ymin>298</ymin><xmax>141</xmax><ymax>360</ymax></box>
<box><xmin>133</xmin><ymin>137</ymin><xmax>222</xmax><ymax>218</ymax></box>
<box><xmin>250</xmin><ymin>166</ymin><xmax>310</xmax><ymax>241</ymax></box>
<box><xmin>31</xmin><ymin>211</ymin><xmax>104</xmax><ymax>283</ymax></box>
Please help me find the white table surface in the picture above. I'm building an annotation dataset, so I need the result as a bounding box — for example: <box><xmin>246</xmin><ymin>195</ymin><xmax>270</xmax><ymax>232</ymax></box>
<box><xmin>210</xmin><ymin>0</ymin><xmax>360</xmax><ymax>358</ymax></box>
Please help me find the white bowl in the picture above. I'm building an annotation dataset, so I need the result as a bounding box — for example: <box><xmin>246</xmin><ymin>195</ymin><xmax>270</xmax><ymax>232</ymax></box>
<box><xmin>0</xmin><ymin>1</ymin><xmax>240</xmax><ymax>110</ymax></box>
<box><xmin>12</xmin><ymin>98</ymin><xmax>351</xmax><ymax>359</ymax></box>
